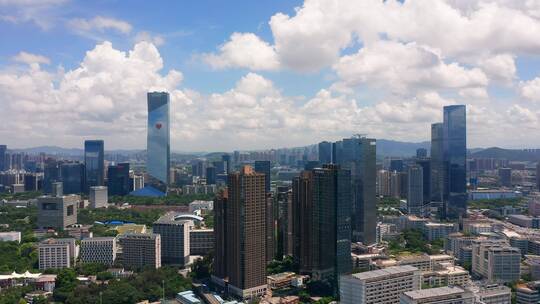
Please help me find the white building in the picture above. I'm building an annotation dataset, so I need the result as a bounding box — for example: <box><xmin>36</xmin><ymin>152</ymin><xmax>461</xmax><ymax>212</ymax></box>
<box><xmin>472</xmin><ymin>239</ymin><xmax>521</xmax><ymax>283</ymax></box>
<box><xmin>474</xmin><ymin>285</ymin><xmax>512</xmax><ymax>304</ymax></box>
<box><xmin>38</xmin><ymin>239</ymin><xmax>73</xmax><ymax>270</ymax></box>
<box><xmin>400</xmin><ymin>286</ymin><xmax>474</xmax><ymax>304</ymax></box>
<box><xmin>188</xmin><ymin>200</ymin><xmax>214</xmax><ymax>213</ymax></box>
<box><xmin>80</xmin><ymin>237</ymin><xmax>116</xmax><ymax>265</ymax></box>
<box><xmin>423</xmin><ymin>222</ymin><xmax>458</xmax><ymax>241</ymax></box>
<box><xmin>89</xmin><ymin>186</ymin><xmax>108</xmax><ymax>208</ymax></box>
<box><xmin>340</xmin><ymin>265</ymin><xmax>421</xmax><ymax>304</ymax></box>
<box><xmin>0</xmin><ymin>231</ymin><xmax>21</xmax><ymax>242</ymax></box>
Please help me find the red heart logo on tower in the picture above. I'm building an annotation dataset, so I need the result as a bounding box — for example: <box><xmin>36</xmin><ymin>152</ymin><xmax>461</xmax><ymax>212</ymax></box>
<box><xmin>155</xmin><ymin>123</ymin><xmax>162</xmax><ymax>129</ymax></box>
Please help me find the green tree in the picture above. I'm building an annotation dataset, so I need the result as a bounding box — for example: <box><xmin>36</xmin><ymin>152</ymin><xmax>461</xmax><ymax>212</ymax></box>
<box><xmin>191</xmin><ymin>253</ymin><xmax>213</xmax><ymax>280</ymax></box>
<box><xmin>54</xmin><ymin>268</ymin><xmax>78</xmax><ymax>302</ymax></box>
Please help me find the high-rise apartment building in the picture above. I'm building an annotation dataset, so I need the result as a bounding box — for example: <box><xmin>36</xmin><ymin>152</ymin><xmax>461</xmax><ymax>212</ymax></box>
<box><xmin>334</xmin><ymin>136</ymin><xmax>376</xmax><ymax>244</ymax></box>
<box><xmin>84</xmin><ymin>140</ymin><xmax>104</xmax><ymax>191</ymax></box>
<box><xmin>318</xmin><ymin>141</ymin><xmax>332</xmax><ymax>164</ymax></box>
<box><xmin>107</xmin><ymin>162</ymin><xmax>130</xmax><ymax>196</ymax></box>
<box><xmin>80</xmin><ymin>237</ymin><xmax>116</xmax><ymax>265</ymax></box>
<box><xmin>416</xmin><ymin>159</ymin><xmax>431</xmax><ymax>204</ymax></box>
<box><xmin>147</xmin><ymin>92</ymin><xmax>170</xmax><ymax>193</ymax></box>
<box><xmin>408</xmin><ymin>165</ymin><xmax>424</xmax><ymax>216</ymax></box>
<box><xmin>152</xmin><ymin>213</ymin><xmax>193</xmax><ymax>266</ymax></box>
<box><xmin>430</xmin><ymin>123</ymin><xmax>444</xmax><ymax>202</ymax></box>
<box><xmin>498</xmin><ymin>168</ymin><xmax>512</xmax><ymax>187</ymax></box>
<box><xmin>443</xmin><ymin>105</ymin><xmax>467</xmax><ymax>219</ymax></box>
<box><xmin>118</xmin><ymin>233</ymin><xmax>161</xmax><ymax>269</ymax></box>
<box><xmin>213</xmin><ymin>166</ymin><xmax>267</xmax><ymax>299</ymax></box>
<box><xmin>340</xmin><ymin>265</ymin><xmax>421</xmax><ymax>304</ymax></box>
<box><xmin>276</xmin><ymin>186</ymin><xmax>292</xmax><ymax>258</ymax></box>
<box><xmin>37</xmin><ymin>195</ymin><xmax>78</xmax><ymax>230</ymax></box>
<box><xmin>292</xmin><ymin>171</ymin><xmax>313</xmax><ymax>274</ymax></box>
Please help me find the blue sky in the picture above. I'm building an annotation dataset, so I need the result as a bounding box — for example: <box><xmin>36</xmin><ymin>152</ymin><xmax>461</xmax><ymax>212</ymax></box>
<box><xmin>1</xmin><ymin>0</ymin><xmax>540</xmax><ymax>151</ymax></box>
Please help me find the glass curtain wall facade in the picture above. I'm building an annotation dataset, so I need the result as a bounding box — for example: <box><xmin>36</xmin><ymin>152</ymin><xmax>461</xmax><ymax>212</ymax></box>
<box><xmin>84</xmin><ymin>140</ymin><xmax>104</xmax><ymax>192</ymax></box>
<box><xmin>147</xmin><ymin>92</ymin><xmax>170</xmax><ymax>193</ymax></box>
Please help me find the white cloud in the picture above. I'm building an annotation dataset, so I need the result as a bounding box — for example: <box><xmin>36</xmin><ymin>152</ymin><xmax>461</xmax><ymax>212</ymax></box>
<box><xmin>479</xmin><ymin>54</ymin><xmax>516</xmax><ymax>83</ymax></box>
<box><xmin>68</xmin><ymin>16</ymin><xmax>132</xmax><ymax>35</ymax></box>
<box><xmin>203</xmin><ymin>32</ymin><xmax>280</xmax><ymax>71</ymax></box>
<box><xmin>333</xmin><ymin>41</ymin><xmax>488</xmax><ymax>94</ymax></box>
<box><xmin>520</xmin><ymin>78</ymin><xmax>540</xmax><ymax>102</ymax></box>
<box><xmin>135</xmin><ymin>31</ymin><xmax>165</xmax><ymax>46</ymax></box>
<box><xmin>13</xmin><ymin>51</ymin><xmax>50</xmax><ymax>65</ymax></box>
<box><xmin>0</xmin><ymin>0</ymin><xmax>66</xmax><ymax>29</ymax></box>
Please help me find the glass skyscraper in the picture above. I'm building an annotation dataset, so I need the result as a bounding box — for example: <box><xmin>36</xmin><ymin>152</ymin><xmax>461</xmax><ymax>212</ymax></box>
<box><xmin>147</xmin><ymin>92</ymin><xmax>170</xmax><ymax>193</ymax></box>
<box><xmin>108</xmin><ymin>163</ymin><xmax>131</xmax><ymax>196</ymax></box>
<box><xmin>61</xmin><ymin>163</ymin><xmax>85</xmax><ymax>194</ymax></box>
<box><xmin>443</xmin><ymin>105</ymin><xmax>467</xmax><ymax>219</ymax></box>
<box><xmin>430</xmin><ymin>123</ymin><xmax>444</xmax><ymax>202</ymax></box>
<box><xmin>0</xmin><ymin>145</ymin><xmax>6</xmax><ymax>171</ymax></box>
<box><xmin>318</xmin><ymin>141</ymin><xmax>332</xmax><ymax>164</ymax></box>
<box><xmin>84</xmin><ymin>140</ymin><xmax>104</xmax><ymax>192</ymax></box>
<box><xmin>334</xmin><ymin>136</ymin><xmax>376</xmax><ymax>245</ymax></box>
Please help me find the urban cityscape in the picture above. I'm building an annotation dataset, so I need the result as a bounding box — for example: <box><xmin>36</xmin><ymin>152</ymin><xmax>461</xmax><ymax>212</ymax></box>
<box><xmin>1</xmin><ymin>1</ymin><xmax>540</xmax><ymax>304</ymax></box>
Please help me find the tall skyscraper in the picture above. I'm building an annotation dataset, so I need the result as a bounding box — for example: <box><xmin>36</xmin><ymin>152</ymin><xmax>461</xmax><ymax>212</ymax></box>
<box><xmin>206</xmin><ymin>166</ymin><xmax>217</xmax><ymax>185</ymax></box>
<box><xmin>147</xmin><ymin>92</ymin><xmax>170</xmax><ymax>193</ymax></box>
<box><xmin>0</xmin><ymin>145</ymin><xmax>6</xmax><ymax>172</ymax></box>
<box><xmin>407</xmin><ymin>165</ymin><xmax>424</xmax><ymax>216</ymax></box>
<box><xmin>430</xmin><ymin>123</ymin><xmax>444</xmax><ymax>202</ymax></box>
<box><xmin>416</xmin><ymin>159</ymin><xmax>431</xmax><ymax>204</ymax></box>
<box><xmin>43</xmin><ymin>160</ymin><xmax>61</xmax><ymax>194</ymax></box>
<box><xmin>107</xmin><ymin>163</ymin><xmax>130</xmax><ymax>196</ymax></box>
<box><xmin>416</xmin><ymin>148</ymin><xmax>428</xmax><ymax>158</ymax></box>
<box><xmin>291</xmin><ymin>165</ymin><xmax>352</xmax><ymax>294</ymax></box>
<box><xmin>498</xmin><ymin>168</ymin><xmax>512</xmax><ymax>187</ymax></box>
<box><xmin>334</xmin><ymin>136</ymin><xmax>376</xmax><ymax>245</ymax></box>
<box><xmin>222</xmin><ymin>154</ymin><xmax>231</xmax><ymax>174</ymax></box>
<box><xmin>318</xmin><ymin>141</ymin><xmax>332</xmax><ymax>164</ymax></box>
<box><xmin>84</xmin><ymin>140</ymin><xmax>104</xmax><ymax>191</ymax></box>
<box><xmin>213</xmin><ymin>166</ymin><xmax>267</xmax><ymax>299</ymax></box>
<box><xmin>212</xmin><ymin>189</ymin><xmax>228</xmax><ymax>283</ymax></box>
<box><xmin>443</xmin><ymin>105</ymin><xmax>467</xmax><ymax>219</ymax></box>
<box><xmin>254</xmin><ymin>160</ymin><xmax>271</xmax><ymax>193</ymax></box>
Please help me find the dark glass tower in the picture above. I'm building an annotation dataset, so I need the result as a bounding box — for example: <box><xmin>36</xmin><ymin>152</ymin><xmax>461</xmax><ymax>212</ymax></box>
<box><xmin>108</xmin><ymin>163</ymin><xmax>130</xmax><ymax>196</ymax></box>
<box><xmin>60</xmin><ymin>163</ymin><xmax>85</xmax><ymax>194</ymax></box>
<box><xmin>318</xmin><ymin>141</ymin><xmax>332</xmax><ymax>164</ymax></box>
<box><xmin>430</xmin><ymin>123</ymin><xmax>444</xmax><ymax>202</ymax></box>
<box><xmin>0</xmin><ymin>145</ymin><xmax>6</xmax><ymax>171</ymax></box>
<box><xmin>206</xmin><ymin>166</ymin><xmax>216</xmax><ymax>185</ymax></box>
<box><xmin>334</xmin><ymin>136</ymin><xmax>376</xmax><ymax>245</ymax></box>
<box><xmin>43</xmin><ymin>160</ymin><xmax>61</xmax><ymax>194</ymax></box>
<box><xmin>147</xmin><ymin>92</ymin><xmax>170</xmax><ymax>193</ymax></box>
<box><xmin>443</xmin><ymin>105</ymin><xmax>467</xmax><ymax>219</ymax></box>
<box><xmin>84</xmin><ymin>140</ymin><xmax>104</xmax><ymax>192</ymax></box>
<box><xmin>254</xmin><ymin>160</ymin><xmax>271</xmax><ymax>193</ymax></box>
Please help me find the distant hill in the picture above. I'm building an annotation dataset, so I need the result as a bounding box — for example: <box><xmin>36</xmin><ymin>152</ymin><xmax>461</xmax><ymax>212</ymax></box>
<box><xmin>376</xmin><ymin>139</ymin><xmax>430</xmax><ymax>157</ymax></box>
<box><xmin>471</xmin><ymin>147</ymin><xmax>540</xmax><ymax>162</ymax></box>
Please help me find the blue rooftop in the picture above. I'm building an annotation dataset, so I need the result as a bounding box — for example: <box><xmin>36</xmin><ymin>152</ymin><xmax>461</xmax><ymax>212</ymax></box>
<box><xmin>130</xmin><ymin>186</ymin><xmax>166</xmax><ymax>197</ymax></box>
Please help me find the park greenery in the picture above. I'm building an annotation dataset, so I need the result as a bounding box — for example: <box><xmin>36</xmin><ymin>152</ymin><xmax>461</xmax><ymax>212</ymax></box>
<box><xmin>109</xmin><ymin>193</ymin><xmax>215</xmax><ymax>206</ymax></box>
<box><xmin>377</xmin><ymin>197</ymin><xmax>401</xmax><ymax>208</ymax></box>
<box><xmin>0</xmin><ymin>191</ymin><xmax>42</xmax><ymax>201</ymax></box>
<box><xmin>467</xmin><ymin>197</ymin><xmax>524</xmax><ymax>210</ymax></box>
<box><xmin>388</xmin><ymin>229</ymin><xmax>444</xmax><ymax>256</ymax></box>
<box><xmin>267</xmin><ymin>256</ymin><xmax>298</xmax><ymax>275</ymax></box>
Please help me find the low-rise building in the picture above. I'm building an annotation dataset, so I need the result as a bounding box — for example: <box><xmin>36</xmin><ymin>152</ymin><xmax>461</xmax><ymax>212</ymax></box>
<box><xmin>38</xmin><ymin>238</ymin><xmax>75</xmax><ymax>270</ymax></box>
<box><xmin>472</xmin><ymin>239</ymin><xmax>521</xmax><ymax>283</ymax></box>
<box><xmin>400</xmin><ymin>286</ymin><xmax>474</xmax><ymax>304</ymax></box>
<box><xmin>80</xmin><ymin>237</ymin><xmax>117</xmax><ymax>265</ymax></box>
<box><xmin>423</xmin><ymin>222</ymin><xmax>458</xmax><ymax>241</ymax></box>
<box><xmin>474</xmin><ymin>285</ymin><xmax>512</xmax><ymax>304</ymax></box>
<box><xmin>340</xmin><ymin>265</ymin><xmax>422</xmax><ymax>304</ymax></box>
<box><xmin>0</xmin><ymin>231</ymin><xmax>21</xmax><ymax>242</ymax></box>
<box><xmin>516</xmin><ymin>281</ymin><xmax>540</xmax><ymax>304</ymax></box>
<box><xmin>267</xmin><ymin>272</ymin><xmax>296</xmax><ymax>290</ymax></box>
<box><xmin>508</xmin><ymin>214</ymin><xmax>540</xmax><ymax>228</ymax></box>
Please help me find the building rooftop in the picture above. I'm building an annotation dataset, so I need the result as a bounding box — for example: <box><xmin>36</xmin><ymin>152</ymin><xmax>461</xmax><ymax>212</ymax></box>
<box><xmin>403</xmin><ymin>286</ymin><xmax>465</xmax><ymax>300</ymax></box>
<box><xmin>351</xmin><ymin>265</ymin><xmax>418</xmax><ymax>281</ymax></box>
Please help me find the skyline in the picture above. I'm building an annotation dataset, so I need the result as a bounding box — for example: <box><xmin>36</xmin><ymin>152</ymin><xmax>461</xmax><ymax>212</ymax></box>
<box><xmin>2</xmin><ymin>1</ymin><xmax>540</xmax><ymax>150</ymax></box>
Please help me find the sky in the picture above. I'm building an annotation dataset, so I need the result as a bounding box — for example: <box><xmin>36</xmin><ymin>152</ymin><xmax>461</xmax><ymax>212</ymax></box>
<box><xmin>1</xmin><ymin>0</ymin><xmax>540</xmax><ymax>151</ymax></box>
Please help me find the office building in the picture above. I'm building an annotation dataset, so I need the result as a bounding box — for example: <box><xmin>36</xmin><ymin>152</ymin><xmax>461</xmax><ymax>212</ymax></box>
<box><xmin>390</xmin><ymin>159</ymin><xmax>404</xmax><ymax>172</ymax></box>
<box><xmin>213</xmin><ymin>166</ymin><xmax>267</xmax><ymax>299</ymax></box>
<box><xmin>334</xmin><ymin>136</ymin><xmax>377</xmax><ymax>244</ymax></box>
<box><xmin>52</xmin><ymin>181</ymin><xmax>63</xmax><ymax>197</ymax></box>
<box><xmin>23</xmin><ymin>173</ymin><xmax>40</xmax><ymax>192</ymax></box>
<box><xmin>472</xmin><ymin>240</ymin><xmax>521</xmax><ymax>283</ymax></box>
<box><xmin>340</xmin><ymin>265</ymin><xmax>421</xmax><ymax>304</ymax></box>
<box><xmin>443</xmin><ymin>105</ymin><xmax>467</xmax><ymax>219</ymax></box>
<box><xmin>206</xmin><ymin>166</ymin><xmax>216</xmax><ymax>185</ymax></box>
<box><xmin>431</xmin><ymin>123</ymin><xmax>444</xmax><ymax>202</ymax></box>
<box><xmin>407</xmin><ymin>165</ymin><xmax>424</xmax><ymax>216</ymax></box>
<box><xmin>107</xmin><ymin>163</ymin><xmax>130</xmax><ymax>196</ymax></box>
<box><xmin>0</xmin><ymin>145</ymin><xmax>6</xmax><ymax>171</ymax></box>
<box><xmin>400</xmin><ymin>286</ymin><xmax>474</xmax><ymax>304</ymax></box>
<box><xmin>416</xmin><ymin>159</ymin><xmax>431</xmax><ymax>204</ymax></box>
<box><xmin>292</xmin><ymin>171</ymin><xmax>313</xmax><ymax>274</ymax></box>
<box><xmin>475</xmin><ymin>285</ymin><xmax>512</xmax><ymax>304</ymax></box>
<box><xmin>80</xmin><ymin>237</ymin><xmax>116</xmax><ymax>265</ymax></box>
<box><xmin>89</xmin><ymin>186</ymin><xmax>108</xmax><ymax>208</ymax></box>
<box><xmin>118</xmin><ymin>233</ymin><xmax>161</xmax><ymax>269</ymax></box>
<box><xmin>153</xmin><ymin>213</ymin><xmax>193</xmax><ymax>265</ymax></box>
<box><xmin>423</xmin><ymin>222</ymin><xmax>458</xmax><ymax>241</ymax></box>
<box><xmin>498</xmin><ymin>168</ymin><xmax>512</xmax><ymax>187</ymax></box>
<box><xmin>37</xmin><ymin>195</ymin><xmax>79</xmax><ymax>230</ymax></box>
<box><xmin>222</xmin><ymin>154</ymin><xmax>231</xmax><ymax>174</ymax></box>
<box><xmin>416</xmin><ymin>148</ymin><xmax>428</xmax><ymax>158</ymax></box>
<box><xmin>516</xmin><ymin>282</ymin><xmax>540</xmax><ymax>304</ymax></box>
<box><xmin>38</xmin><ymin>238</ymin><xmax>75</xmax><ymax>270</ymax></box>
<box><xmin>60</xmin><ymin>162</ymin><xmax>85</xmax><ymax>194</ymax></box>
<box><xmin>146</xmin><ymin>92</ymin><xmax>170</xmax><ymax>193</ymax></box>
<box><xmin>254</xmin><ymin>160</ymin><xmax>271</xmax><ymax>193</ymax></box>
<box><xmin>84</xmin><ymin>140</ymin><xmax>104</xmax><ymax>191</ymax></box>
<box><xmin>318</xmin><ymin>141</ymin><xmax>332</xmax><ymax>164</ymax></box>
<box><xmin>266</xmin><ymin>193</ymin><xmax>275</xmax><ymax>263</ymax></box>
<box><xmin>189</xmin><ymin>228</ymin><xmax>214</xmax><ymax>256</ymax></box>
